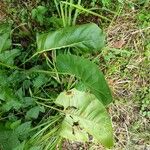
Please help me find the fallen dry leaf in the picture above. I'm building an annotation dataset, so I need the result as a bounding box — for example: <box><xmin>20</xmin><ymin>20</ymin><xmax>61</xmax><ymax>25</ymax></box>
<box><xmin>112</xmin><ymin>39</ymin><xmax>126</xmax><ymax>48</ymax></box>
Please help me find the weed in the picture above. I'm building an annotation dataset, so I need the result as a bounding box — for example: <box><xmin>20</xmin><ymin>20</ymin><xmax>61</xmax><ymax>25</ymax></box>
<box><xmin>0</xmin><ymin>0</ymin><xmax>114</xmax><ymax>149</ymax></box>
<box><xmin>0</xmin><ymin>0</ymin><xmax>149</xmax><ymax>149</ymax></box>
<box><xmin>31</xmin><ymin>6</ymin><xmax>48</xmax><ymax>26</ymax></box>
<box><xmin>139</xmin><ymin>88</ymin><xmax>150</xmax><ymax>118</ymax></box>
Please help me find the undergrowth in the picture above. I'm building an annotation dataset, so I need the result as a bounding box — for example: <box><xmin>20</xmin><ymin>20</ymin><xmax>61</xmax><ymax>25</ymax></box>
<box><xmin>0</xmin><ymin>0</ymin><xmax>150</xmax><ymax>150</ymax></box>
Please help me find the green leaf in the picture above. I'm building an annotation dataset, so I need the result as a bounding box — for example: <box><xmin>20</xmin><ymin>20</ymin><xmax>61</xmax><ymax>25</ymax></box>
<box><xmin>32</xmin><ymin>6</ymin><xmax>47</xmax><ymax>17</ymax></box>
<box><xmin>0</xmin><ymin>130</ymin><xmax>20</xmax><ymax>150</ymax></box>
<box><xmin>29</xmin><ymin>146</ymin><xmax>42</xmax><ymax>150</ymax></box>
<box><xmin>37</xmin><ymin>23</ymin><xmax>105</xmax><ymax>54</ymax></box>
<box><xmin>75</xmin><ymin>81</ymin><xmax>87</xmax><ymax>92</ymax></box>
<box><xmin>0</xmin><ymin>33</ymin><xmax>11</xmax><ymax>52</ymax></box>
<box><xmin>55</xmin><ymin>89</ymin><xmax>114</xmax><ymax>148</ymax></box>
<box><xmin>2</xmin><ymin>100</ymin><xmax>22</xmax><ymax>112</ymax></box>
<box><xmin>23</xmin><ymin>97</ymin><xmax>36</xmax><ymax>107</ymax></box>
<box><xmin>0</xmin><ymin>71</ymin><xmax>8</xmax><ymax>86</ymax></box>
<box><xmin>0</xmin><ymin>86</ymin><xmax>22</xmax><ymax>112</ymax></box>
<box><xmin>0</xmin><ymin>23</ymin><xmax>11</xmax><ymax>52</ymax></box>
<box><xmin>102</xmin><ymin>0</ymin><xmax>111</xmax><ymax>7</ymax></box>
<box><xmin>15</xmin><ymin>122</ymin><xmax>31</xmax><ymax>140</ymax></box>
<box><xmin>26</xmin><ymin>106</ymin><xmax>45</xmax><ymax>119</ymax></box>
<box><xmin>0</xmin><ymin>49</ymin><xmax>20</xmax><ymax>65</ymax></box>
<box><xmin>31</xmin><ymin>6</ymin><xmax>48</xmax><ymax>25</ymax></box>
<box><xmin>57</xmin><ymin>54</ymin><xmax>112</xmax><ymax>105</ymax></box>
<box><xmin>12</xmin><ymin>141</ymin><xmax>25</xmax><ymax>150</ymax></box>
<box><xmin>33</xmin><ymin>74</ymin><xmax>49</xmax><ymax>90</ymax></box>
<box><xmin>10</xmin><ymin>120</ymin><xmax>21</xmax><ymax>129</ymax></box>
<box><xmin>0</xmin><ymin>23</ymin><xmax>11</xmax><ymax>34</ymax></box>
<box><xmin>0</xmin><ymin>86</ymin><xmax>16</xmax><ymax>102</ymax></box>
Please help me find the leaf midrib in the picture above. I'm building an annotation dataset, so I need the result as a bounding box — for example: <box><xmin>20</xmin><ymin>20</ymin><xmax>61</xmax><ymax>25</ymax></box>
<box><xmin>37</xmin><ymin>38</ymin><xmax>99</xmax><ymax>54</ymax></box>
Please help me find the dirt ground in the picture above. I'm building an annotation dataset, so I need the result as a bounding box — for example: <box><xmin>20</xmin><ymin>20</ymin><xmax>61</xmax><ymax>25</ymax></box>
<box><xmin>0</xmin><ymin>2</ymin><xmax>6</xmax><ymax>21</ymax></box>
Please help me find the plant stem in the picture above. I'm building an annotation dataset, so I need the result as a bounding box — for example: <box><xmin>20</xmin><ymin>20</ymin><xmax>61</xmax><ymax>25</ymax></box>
<box><xmin>65</xmin><ymin>0</ymin><xmax>68</xmax><ymax>26</ymax></box>
<box><xmin>61</xmin><ymin>1</ymin><xmax>111</xmax><ymax>22</ymax></box>
<box><xmin>68</xmin><ymin>0</ymin><xmax>73</xmax><ymax>26</ymax></box>
<box><xmin>60</xmin><ymin>3</ymin><xmax>66</xmax><ymax>27</ymax></box>
<box><xmin>67</xmin><ymin>75</ymin><xmax>75</xmax><ymax>90</ymax></box>
<box><xmin>73</xmin><ymin>0</ymin><xmax>82</xmax><ymax>25</ymax></box>
<box><xmin>36</xmin><ymin>101</ymin><xmax>64</xmax><ymax>113</ymax></box>
<box><xmin>52</xmin><ymin>50</ymin><xmax>61</xmax><ymax>83</ymax></box>
<box><xmin>54</xmin><ymin>0</ymin><xmax>61</xmax><ymax>17</ymax></box>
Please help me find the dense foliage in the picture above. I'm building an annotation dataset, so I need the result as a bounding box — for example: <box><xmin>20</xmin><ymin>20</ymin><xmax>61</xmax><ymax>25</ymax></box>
<box><xmin>0</xmin><ymin>0</ymin><xmax>150</xmax><ymax>149</ymax></box>
<box><xmin>0</xmin><ymin>0</ymin><xmax>115</xmax><ymax>149</ymax></box>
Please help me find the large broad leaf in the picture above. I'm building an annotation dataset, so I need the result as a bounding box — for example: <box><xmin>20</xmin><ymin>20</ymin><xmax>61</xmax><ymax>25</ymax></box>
<box><xmin>55</xmin><ymin>89</ymin><xmax>114</xmax><ymax>148</ymax></box>
<box><xmin>57</xmin><ymin>54</ymin><xmax>112</xmax><ymax>106</ymax></box>
<box><xmin>37</xmin><ymin>23</ymin><xmax>105</xmax><ymax>54</ymax></box>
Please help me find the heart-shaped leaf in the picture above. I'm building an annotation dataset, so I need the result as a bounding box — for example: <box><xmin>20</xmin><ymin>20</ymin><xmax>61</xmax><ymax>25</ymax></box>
<box><xmin>55</xmin><ymin>89</ymin><xmax>114</xmax><ymax>148</ymax></box>
<box><xmin>57</xmin><ymin>54</ymin><xmax>112</xmax><ymax>106</ymax></box>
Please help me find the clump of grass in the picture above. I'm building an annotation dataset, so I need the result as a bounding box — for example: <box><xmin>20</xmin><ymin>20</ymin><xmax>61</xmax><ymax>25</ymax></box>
<box><xmin>101</xmin><ymin>2</ymin><xmax>150</xmax><ymax>149</ymax></box>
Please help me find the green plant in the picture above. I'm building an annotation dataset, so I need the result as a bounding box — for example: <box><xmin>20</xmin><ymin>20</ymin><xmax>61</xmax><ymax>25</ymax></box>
<box><xmin>0</xmin><ymin>1</ymin><xmax>114</xmax><ymax>149</ymax></box>
<box><xmin>101</xmin><ymin>0</ymin><xmax>111</xmax><ymax>7</ymax></box>
<box><xmin>55</xmin><ymin>89</ymin><xmax>113</xmax><ymax>147</ymax></box>
<box><xmin>139</xmin><ymin>88</ymin><xmax>150</xmax><ymax>118</ymax></box>
<box><xmin>137</xmin><ymin>9</ymin><xmax>150</xmax><ymax>28</ymax></box>
<box><xmin>82</xmin><ymin>0</ymin><xmax>111</xmax><ymax>7</ymax></box>
<box><xmin>27</xmin><ymin>22</ymin><xmax>113</xmax><ymax>149</ymax></box>
<box><xmin>0</xmin><ymin>23</ymin><xmax>113</xmax><ymax>149</ymax></box>
<box><xmin>31</xmin><ymin>6</ymin><xmax>48</xmax><ymax>26</ymax></box>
